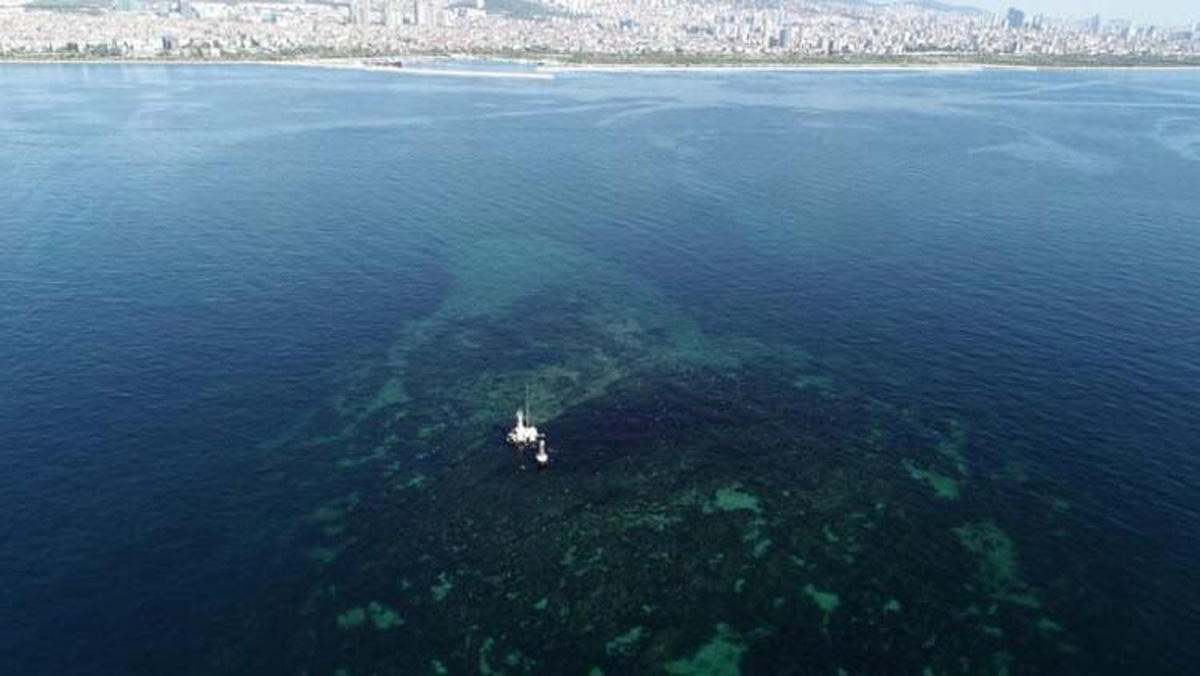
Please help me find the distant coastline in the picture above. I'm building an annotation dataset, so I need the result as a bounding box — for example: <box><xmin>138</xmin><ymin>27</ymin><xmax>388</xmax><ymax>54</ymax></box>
<box><xmin>4</xmin><ymin>53</ymin><xmax>1200</xmax><ymax>75</ymax></box>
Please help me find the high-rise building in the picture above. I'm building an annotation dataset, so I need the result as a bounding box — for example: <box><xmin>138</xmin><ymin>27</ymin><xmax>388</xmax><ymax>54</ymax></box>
<box><xmin>1086</xmin><ymin>14</ymin><xmax>1101</xmax><ymax>35</ymax></box>
<box><xmin>1005</xmin><ymin>7</ymin><xmax>1025</xmax><ymax>30</ymax></box>
<box><xmin>351</xmin><ymin>0</ymin><xmax>371</xmax><ymax>26</ymax></box>
<box><xmin>384</xmin><ymin>0</ymin><xmax>402</xmax><ymax>26</ymax></box>
<box><xmin>778</xmin><ymin>27</ymin><xmax>794</xmax><ymax>50</ymax></box>
<box><xmin>412</xmin><ymin>0</ymin><xmax>443</xmax><ymax>26</ymax></box>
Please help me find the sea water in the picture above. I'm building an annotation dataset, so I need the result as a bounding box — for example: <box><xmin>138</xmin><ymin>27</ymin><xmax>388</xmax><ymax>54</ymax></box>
<box><xmin>2</xmin><ymin>64</ymin><xmax>1199</xmax><ymax>673</ymax></box>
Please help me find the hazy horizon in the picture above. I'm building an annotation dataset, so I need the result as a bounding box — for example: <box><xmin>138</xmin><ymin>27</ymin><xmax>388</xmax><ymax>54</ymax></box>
<box><xmin>970</xmin><ymin>0</ymin><xmax>1197</xmax><ymax>24</ymax></box>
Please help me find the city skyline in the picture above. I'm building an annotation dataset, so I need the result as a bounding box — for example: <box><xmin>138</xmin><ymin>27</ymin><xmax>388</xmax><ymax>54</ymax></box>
<box><xmin>3</xmin><ymin>0</ymin><xmax>1199</xmax><ymax>62</ymax></box>
<box><xmin>0</xmin><ymin>0</ymin><xmax>1195</xmax><ymax>26</ymax></box>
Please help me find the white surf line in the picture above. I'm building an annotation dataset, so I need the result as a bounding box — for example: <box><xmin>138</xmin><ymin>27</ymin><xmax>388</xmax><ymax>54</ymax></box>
<box><xmin>355</xmin><ymin>64</ymin><xmax>554</xmax><ymax>80</ymax></box>
<box><xmin>536</xmin><ymin>63</ymin><xmax>990</xmax><ymax>74</ymax></box>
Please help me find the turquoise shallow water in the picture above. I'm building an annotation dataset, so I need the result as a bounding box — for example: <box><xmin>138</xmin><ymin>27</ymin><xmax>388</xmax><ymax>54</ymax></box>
<box><xmin>2</xmin><ymin>65</ymin><xmax>1200</xmax><ymax>674</ymax></box>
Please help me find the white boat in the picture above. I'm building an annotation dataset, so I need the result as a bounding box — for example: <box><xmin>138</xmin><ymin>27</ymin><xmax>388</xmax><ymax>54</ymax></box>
<box><xmin>506</xmin><ymin>408</ymin><xmax>540</xmax><ymax>448</ymax></box>
<box><xmin>506</xmin><ymin>385</ymin><xmax>542</xmax><ymax>449</ymax></box>
<box><xmin>506</xmin><ymin>387</ymin><xmax>552</xmax><ymax>469</ymax></box>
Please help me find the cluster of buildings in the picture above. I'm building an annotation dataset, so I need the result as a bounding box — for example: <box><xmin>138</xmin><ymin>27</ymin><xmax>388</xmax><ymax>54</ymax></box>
<box><xmin>1</xmin><ymin>0</ymin><xmax>1197</xmax><ymax>61</ymax></box>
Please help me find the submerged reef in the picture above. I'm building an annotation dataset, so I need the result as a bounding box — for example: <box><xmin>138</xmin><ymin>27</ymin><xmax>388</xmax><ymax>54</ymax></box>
<box><xmin>663</xmin><ymin>623</ymin><xmax>746</xmax><ymax>675</ymax></box>
<box><xmin>954</xmin><ymin>521</ymin><xmax>1041</xmax><ymax>610</ymax></box>
<box><xmin>235</xmin><ymin>282</ymin><xmax>1081</xmax><ymax>674</ymax></box>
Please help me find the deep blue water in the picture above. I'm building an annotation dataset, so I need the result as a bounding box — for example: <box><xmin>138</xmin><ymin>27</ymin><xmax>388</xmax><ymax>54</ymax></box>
<box><xmin>2</xmin><ymin>64</ymin><xmax>1199</xmax><ymax>673</ymax></box>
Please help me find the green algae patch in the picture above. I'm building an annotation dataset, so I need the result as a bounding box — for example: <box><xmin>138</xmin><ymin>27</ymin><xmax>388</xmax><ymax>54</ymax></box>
<box><xmin>606</xmin><ymin>625</ymin><xmax>646</xmax><ymax>657</ymax></box>
<box><xmin>822</xmin><ymin>524</ymin><xmax>840</xmax><ymax>543</ymax></box>
<box><xmin>336</xmin><ymin>606</ymin><xmax>366</xmax><ymax>630</ymax></box>
<box><xmin>337</xmin><ymin>602</ymin><xmax>403</xmax><ymax>631</ymax></box>
<box><xmin>803</xmin><ymin>584</ymin><xmax>840</xmax><ymax>615</ymax></box>
<box><xmin>319</xmin><ymin>522</ymin><xmax>346</xmax><ymax>538</ymax></box>
<box><xmin>955</xmin><ymin>521</ymin><xmax>1016</xmax><ymax>587</ymax></box>
<box><xmin>705</xmin><ymin>486</ymin><xmax>762</xmax><ymax>514</ymax></box>
<box><xmin>739</xmin><ymin>515</ymin><xmax>771</xmax><ymax>558</ymax></box>
<box><xmin>903</xmin><ymin>459</ymin><xmax>960</xmax><ymax>500</ymax></box>
<box><xmin>429</xmin><ymin>658</ymin><xmax>448</xmax><ymax>675</ymax></box>
<box><xmin>308</xmin><ymin>546</ymin><xmax>340</xmax><ymax>566</ymax></box>
<box><xmin>478</xmin><ymin>637</ymin><xmax>497</xmax><ymax>676</ymax></box>
<box><xmin>935</xmin><ymin>420</ymin><xmax>969</xmax><ymax>475</ymax></box>
<box><xmin>627</xmin><ymin>509</ymin><xmax>683</xmax><ymax>532</ymax></box>
<box><xmin>336</xmin><ymin>445</ymin><xmax>387</xmax><ymax>469</ymax></box>
<box><xmin>883</xmin><ymin>598</ymin><xmax>902</xmax><ymax>613</ymax></box>
<box><xmin>416</xmin><ymin>424</ymin><xmax>442</xmax><ymax>440</ymax></box>
<box><xmin>533</xmin><ymin>597</ymin><xmax>549</xmax><ymax>611</ymax></box>
<box><xmin>1037</xmin><ymin>617</ymin><xmax>1064</xmax><ymax>634</ymax></box>
<box><xmin>664</xmin><ymin>623</ymin><xmax>746</xmax><ymax>676</ymax></box>
<box><xmin>793</xmin><ymin>374</ymin><xmax>834</xmax><ymax>395</ymax></box>
<box><xmin>992</xmin><ymin>651</ymin><xmax>1015</xmax><ymax>675</ymax></box>
<box><xmin>310</xmin><ymin>492</ymin><xmax>360</xmax><ymax>525</ymax></box>
<box><xmin>954</xmin><ymin>521</ymin><xmax>1041</xmax><ymax>609</ymax></box>
<box><xmin>309</xmin><ymin>493</ymin><xmax>362</xmax><ymax>542</ymax></box>
<box><xmin>473</xmin><ymin>637</ymin><xmax>532</xmax><ymax>674</ymax></box>
<box><xmin>867</xmin><ymin>425</ymin><xmax>887</xmax><ymax>449</ymax></box>
<box><xmin>430</xmin><ymin>572</ymin><xmax>453</xmax><ymax>602</ymax></box>
<box><xmin>367</xmin><ymin>601</ymin><xmax>404</xmax><ymax>630</ymax></box>
<box><xmin>559</xmin><ymin>545</ymin><xmax>606</xmax><ymax>577</ymax></box>
<box><xmin>503</xmin><ymin>648</ymin><xmax>525</xmax><ymax>668</ymax></box>
<box><xmin>396</xmin><ymin>472</ymin><xmax>430</xmax><ymax>490</ymax></box>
